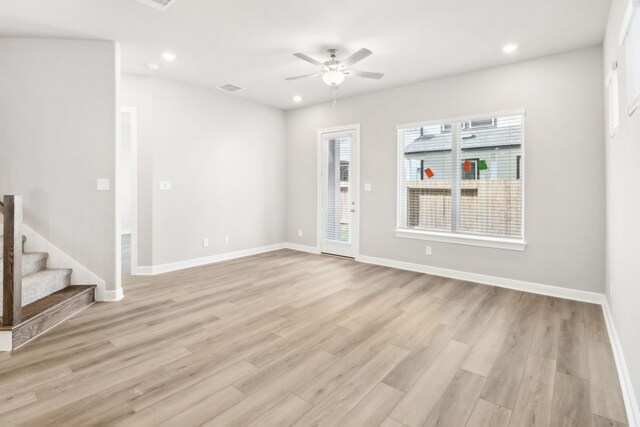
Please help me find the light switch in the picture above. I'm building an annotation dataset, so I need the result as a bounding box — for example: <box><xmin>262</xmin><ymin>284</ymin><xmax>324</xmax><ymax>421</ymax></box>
<box><xmin>97</xmin><ymin>178</ymin><xmax>110</xmax><ymax>191</ymax></box>
<box><xmin>364</xmin><ymin>183</ymin><xmax>372</xmax><ymax>192</ymax></box>
<box><xmin>159</xmin><ymin>180</ymin><xmax>172</xmax><ymax>191</ymax></box>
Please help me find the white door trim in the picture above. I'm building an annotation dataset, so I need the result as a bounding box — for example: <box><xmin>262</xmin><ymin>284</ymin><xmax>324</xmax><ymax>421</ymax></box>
<box><xmin>316</xmin><ymin>123</ymin><xmax>361</xmax><ymax>258</ymax></box>
<box><xmin>120</xmin><ymin>106</ymin><xmax>139</xmax><ymax>275</ymax></box>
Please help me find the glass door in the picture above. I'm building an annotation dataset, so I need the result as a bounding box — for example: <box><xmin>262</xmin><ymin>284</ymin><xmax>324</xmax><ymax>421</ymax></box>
<box><xmin>320</xmin><ymin>130</ymin><xmax>357</xmax><ymax>257</ymax></box>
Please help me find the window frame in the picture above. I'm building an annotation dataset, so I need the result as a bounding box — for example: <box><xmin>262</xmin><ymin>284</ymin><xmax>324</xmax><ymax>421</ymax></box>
<box><xmin>620</xmin><ymin>0</ymin><xmax>640</xmax><ymax>116</ymax></box>
<box><xmin>395</xmin><ymin>109</ymin><xmax>527</xmax><ymax>251</ymax></box>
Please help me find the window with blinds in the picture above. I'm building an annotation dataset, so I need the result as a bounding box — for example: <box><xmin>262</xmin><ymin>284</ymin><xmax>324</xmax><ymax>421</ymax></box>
<box><xmin>325</xmin><ymin>136</ymin><xmax>351</xmax><ymax>243</ymax></box>
<box><xmin>397</xmin><ymin>112</ymin><xmax>524</xmax><ymax>240</ymax></box>
<box><xmin>624</xmin><ymin>1</ymin><xmax>640</xmax><ymax>114</ymax></box>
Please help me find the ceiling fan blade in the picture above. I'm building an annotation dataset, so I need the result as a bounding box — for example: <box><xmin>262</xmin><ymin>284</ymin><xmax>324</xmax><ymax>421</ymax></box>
<box><xmin>341</xmin><ymin>48</ymin><xmax>372</xmax><ymax>67</ymax></box>
<box><xmin>345</xmin><ymin>70</ymin><xmax>384</xmax><ymax>79</ymax></box>
<box><xmin>293</xmin><ymin>53</ymin><xmax>324</xmax><ymax>67</ymax></box>
<box><xmin>285</xmin><ymin>72</ymin><xmax>323</xmax><ymax>81</ymax></box>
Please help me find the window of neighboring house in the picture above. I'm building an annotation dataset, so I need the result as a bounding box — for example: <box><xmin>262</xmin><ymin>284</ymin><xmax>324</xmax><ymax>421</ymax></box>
<box><xmin>441</xmin><ymin>119</ymin><xmax>497</xmax><ymax>133</ymax></box>
<box><xmin>463</xmin><ymin>118</ymin><xmax>497</xmax><ymax>130</ymax></box>
<box><xmin>609</xmin><ymin>65</ymin><xmax>620</xmax><ymax>135</ymax></box>
<box><xmin>340</xmin><ymin>160</ymin><xmax>349</xmax><ymax>182</ymax></box>
<box><xmin>461</xmin><ymin>158</ymin><xmax>479</xmax><ymax>180</ymax></box>
<box><xmin>622</xmin><ymin>0</ymin><xmax>640</xmax><ymax>115</ymax></box>
<box><xmin>397</xmin><ymin>112</ymin><xmax>524</xmax><ymax>242</ymax></box>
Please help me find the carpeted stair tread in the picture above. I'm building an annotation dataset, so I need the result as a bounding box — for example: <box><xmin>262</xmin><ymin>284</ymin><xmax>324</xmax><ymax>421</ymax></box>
<box><xmin>0</xmin><ymin>252</ymin><xmax>48</xmax><ymax>277</ymax></box>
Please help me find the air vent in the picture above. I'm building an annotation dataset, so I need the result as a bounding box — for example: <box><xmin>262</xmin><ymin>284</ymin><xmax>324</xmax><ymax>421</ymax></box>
<box><xmin>136</xmin><ymin>0</ymin><xmax>179</xmax><ymax>11</ymax></box>
<box><xmin>217</xmin><ymin>84</ymin><xmax>243</xmax><ymax>92</ymax></box>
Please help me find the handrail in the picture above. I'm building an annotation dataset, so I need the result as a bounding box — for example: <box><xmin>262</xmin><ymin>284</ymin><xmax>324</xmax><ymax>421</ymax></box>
<box><xmin>2</xmin><ymin>195</ymin><xmax>22</xmax><ymax>326</ymax></box>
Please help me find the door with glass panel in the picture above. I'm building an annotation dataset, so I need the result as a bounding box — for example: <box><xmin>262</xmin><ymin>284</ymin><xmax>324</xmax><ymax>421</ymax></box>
<box><xmin>320</xmin><ymin>129</ymin><xmax>358</xmax><ymax>258</ymax></box>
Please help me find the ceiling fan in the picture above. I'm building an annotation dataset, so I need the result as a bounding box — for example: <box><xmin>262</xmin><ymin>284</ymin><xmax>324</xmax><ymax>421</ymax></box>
<box><xmin>286</xmin><ymin>48</ymin><xmax>384</xmax><ymax>86</ymax></box>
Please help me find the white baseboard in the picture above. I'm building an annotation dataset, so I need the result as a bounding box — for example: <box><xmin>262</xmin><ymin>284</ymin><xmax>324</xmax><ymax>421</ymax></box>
<box><xmin>356</xmin><ymin>254</ymin><xmax>605</xmax><ymax>305</ymax></box>
<box><xmin>283</xmin><ymin>243</ymin><xmax>321</xmax><ymax>254</ymax></box>
<box><xmin>100</xmin><ymin>288</ymin><xmax>125</xmax><ymax>302</ymax></box>
<box><xmin>136</xmin><ymin>243</ymin><xmax>287</xmax><ymax>275</ymax></box>
<box><xmin>602</xmin><ymin>299</ymin><xmax>640</xmax><ymax>427</ymax></box>
<box><xmin>134</xmin><ymin>266</ymin><xmax>153</xmax><ymax>275</ymax></box>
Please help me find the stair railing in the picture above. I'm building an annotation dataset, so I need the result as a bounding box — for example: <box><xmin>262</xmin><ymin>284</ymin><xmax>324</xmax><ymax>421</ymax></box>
<box><xmin>1</xmin><ymin>195</ymin><xmax>23</xmax><ymax>326</ymax></box>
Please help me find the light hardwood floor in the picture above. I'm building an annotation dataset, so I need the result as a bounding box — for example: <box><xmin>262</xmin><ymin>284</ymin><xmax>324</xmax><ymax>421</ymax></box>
<box><xmin>0</xmin><ymin>249</ymin><xmax>628</xmax><ymax>426</ymax></box>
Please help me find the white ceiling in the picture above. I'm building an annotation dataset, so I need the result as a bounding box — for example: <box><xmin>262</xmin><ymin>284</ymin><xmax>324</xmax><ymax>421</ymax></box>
<box><xmin>0</xmin><ymin>0</ymin><xmax>611</xmax><ymax>110</ymax></box>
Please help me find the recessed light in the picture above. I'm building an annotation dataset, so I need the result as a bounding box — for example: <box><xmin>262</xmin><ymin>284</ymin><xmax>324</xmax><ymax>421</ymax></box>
<box><xmin>147</xmin><ymin>63</ymin><xmax>159</xmax><ymax>70</ymax></box>
<box><xmin>161</xmin><ymin>52</ymin><xmax>177</xmax><ymax>61</ymax></box>
<box><xmin>502</xmin><ymin>44</ymin><xmax>518</xmax><ymax>54</ymax></box>
<box><xmin>293</xmin><ymin>95</ymin><xmax>303</xmax><ymax>102</ymax></box>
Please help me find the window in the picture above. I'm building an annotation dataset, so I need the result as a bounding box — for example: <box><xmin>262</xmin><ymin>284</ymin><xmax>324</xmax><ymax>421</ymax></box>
<box><xmin>622</xmin><ymin>0</ymin><xmax>640</xmax><ymax>115</ymax></box>
<box><xmin>340</xmin><ymin>160</ymin><xmax>349</xmax><ymax>182</ymax></box>
<box><xmin>397</xmin><ymin>112</ymin><xmax>524</xmax><ymax>245</ymax></box>
<box><xmin>461</xmin><ymin>159</ymin><xmax>479</xmax><ymax>180</ymax></box>
<box><xmin>463</xmin><ymin>118</ymin><xmax>497</xmax><ymax>130</ymax></box>
<box><xmin>608</xmin><ymin>65</ymin><xmax>620</xmax><ymax>135</ymax></box>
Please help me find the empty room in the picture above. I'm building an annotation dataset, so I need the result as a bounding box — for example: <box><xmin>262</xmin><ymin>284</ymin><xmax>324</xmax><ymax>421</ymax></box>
<box><xmin>0</xmin><ymin>0</ymin><xmax>639</xmax><ymax>425</ymax></box>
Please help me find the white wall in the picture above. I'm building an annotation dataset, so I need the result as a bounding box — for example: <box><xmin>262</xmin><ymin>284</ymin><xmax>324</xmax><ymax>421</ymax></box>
<box><xmin>0</xmin><ymin>38</ymin><xmax>119</xmax><ymax>293</ymax></box>
<box><xmin>120</xmin><ymin>75</ymin><xmax>286</xmax><ymax>267</ymax></box>
<box><xmin>604</xmin><ymin>0</ymin><xmax>640</xmax><ymax>414</ymax></box>
<box><xmin>286</xmin><ymin>46</ymin><xmax>605</xmax><ymax>293</ymax></box>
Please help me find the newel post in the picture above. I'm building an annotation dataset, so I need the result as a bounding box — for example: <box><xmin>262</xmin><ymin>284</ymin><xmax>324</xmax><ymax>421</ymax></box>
<box><xmin>3</xmin><ymin>195</ymin><xmax>22</xmax><ymax>326</ymax></box>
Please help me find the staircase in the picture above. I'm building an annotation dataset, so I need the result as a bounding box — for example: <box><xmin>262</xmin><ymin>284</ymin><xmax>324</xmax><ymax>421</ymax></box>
<box><xmin>1</xmin><ymin>195</ymin><xmax>96</xmax><ymax>351</ymax></box>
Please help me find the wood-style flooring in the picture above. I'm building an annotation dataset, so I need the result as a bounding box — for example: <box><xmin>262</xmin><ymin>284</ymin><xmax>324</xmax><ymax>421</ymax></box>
<box><xmin>0</xmin><ymin>249</ymin><xmax>629</xmax><ymax>426</ymax></box>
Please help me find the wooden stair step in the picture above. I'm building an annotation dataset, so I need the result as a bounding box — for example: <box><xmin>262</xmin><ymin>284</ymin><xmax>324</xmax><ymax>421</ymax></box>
<box><xmin>1</xmin><ymin>285</ymin><xmax>96</xmax><ymax>350</ymax></box>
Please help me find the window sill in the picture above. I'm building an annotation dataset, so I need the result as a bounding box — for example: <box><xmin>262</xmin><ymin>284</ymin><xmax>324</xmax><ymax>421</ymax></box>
<box><xmin>395</xmin><ymin>229</ymin><xmax>527</xmax><ymax>251</ymax></box>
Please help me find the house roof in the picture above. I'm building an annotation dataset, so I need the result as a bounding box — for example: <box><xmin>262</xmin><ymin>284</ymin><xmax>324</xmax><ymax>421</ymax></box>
<box><xmin>403</xmin><ymin>118</ymin><xmax>523</xmax><ymax>154</ymax></box>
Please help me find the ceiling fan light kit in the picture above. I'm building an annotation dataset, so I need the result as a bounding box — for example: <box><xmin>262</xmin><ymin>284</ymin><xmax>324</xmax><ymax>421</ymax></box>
<box><xmin>286</xmin><ymin>48</ymin><xmax>384</xmax><ymax>87</ymax></box>
<box><xmin>322</xmin><ymin>70</ymin><xmax>345</xmax><ymax>86</ymax></box>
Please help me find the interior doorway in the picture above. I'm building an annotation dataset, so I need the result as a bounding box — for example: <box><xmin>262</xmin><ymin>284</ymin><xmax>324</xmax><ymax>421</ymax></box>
<box><xmin>119</xmin><ymin>107</ymin><xmax>138</xmax><ymax>276</ymax></box>
<box><xmin>318</xmin><ymin>124</ymin><xmax>360</xmax><ymax>258</ymax></box>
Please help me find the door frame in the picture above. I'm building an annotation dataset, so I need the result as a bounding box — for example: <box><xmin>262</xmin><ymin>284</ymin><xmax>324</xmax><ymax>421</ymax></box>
<box><xmin>120</xmin><ymin>106</ymin><xmax>139</xmax><ymax>275</ymax></box>
<box><xmin>316</xmin><ymin>123</ymin><xmax>361</xmax><ymax>258</ymax></box>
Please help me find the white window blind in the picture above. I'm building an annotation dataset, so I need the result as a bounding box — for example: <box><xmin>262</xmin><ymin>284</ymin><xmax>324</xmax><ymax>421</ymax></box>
<box><xmin>624</xmin><ymin>2</ymin><xmax>640</xmax><ymax>114</ymax></box>
<box><xmin>609</xmin><ymin>67</ymin><xmax>620</xmax><ymax>135</ymax></box>
<box><xmin>325</xmin><ymin>136</ymin><xmax>351</xmax><ymax>243</ymax></box>
<box><xmin>397</xmin><ymin>112</ymin><xmax>524</xmax><ymax>240</ymax></box>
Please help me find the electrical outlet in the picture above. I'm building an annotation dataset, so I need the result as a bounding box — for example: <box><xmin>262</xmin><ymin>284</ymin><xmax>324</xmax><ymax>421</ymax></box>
<box><xmin>96</xmin><ymin>178</ymin><xmax>110</xmax><ymax>191</ymax></box>
<box><xmin>298</xmin><ymin>229</ymin><xmax>303</xmax><ymax>237</ymax></box>
<box><xmin>425</xmin><ymin>245</ymin><xmax>432</xmax><ymax>256</ymax></box>
<box><xmin>224</xmin><ymin>235</ymin><xmax>230</xmax><ymax>244</ymax></box>
<box><xmin>203</xmin><ymin>238</ymin><xmax>209</xmax><ymax>247</ymax></box>
<box><xmin>610</xmin><ymin>282</ymin><xmax>614</xmax><ymax>301</ymax></box>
